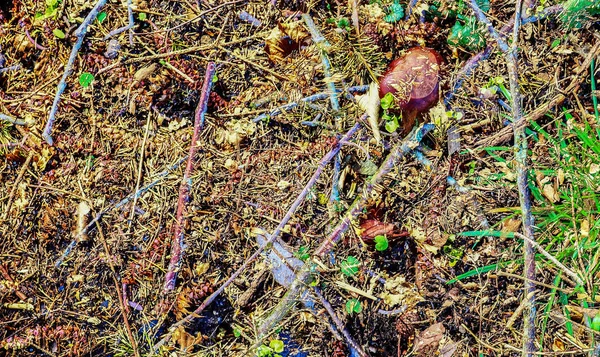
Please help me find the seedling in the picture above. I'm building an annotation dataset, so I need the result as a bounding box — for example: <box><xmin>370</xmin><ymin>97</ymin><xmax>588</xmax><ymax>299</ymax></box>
<box><xmin>294</xmin><ymin>246</ymin><xmax>310</xmax><ymax>262</ymax></box>
<box><xmin>384</xmin><ymin>0</ymin><xmax>405</xmax><ymax>23</ymax></box>
<box><xmin>340</xmin><ymin>256</ymin><xmax>360</xmax><ymax>277</ymax></box>
<box><xmin>257</xmin><ymin>338</ymin><xmax>285</xmax><ymax>357</ymax></box>
<box><xmin>97</xmin><ymin>11</ymin><xmax>107</xmax><ymax>23</ymax></box>
<box><xmin>346</xmin><ymin>298</ymin><xmax>363</xmax><ymax>314</ymax></box>
<box><xmin>53</xmin><ymin>28</ymin><xmax>66</xmax><ymax>39</ymax></box>
<box><xmin>79</xmin><ymin>73</ymin><xmax>95</xmax><ymax>88</ymax></box>
<box><xmin>374</xmin><ymin>235</ymin><xmax>389</xmax><ymax>251</ymax></box>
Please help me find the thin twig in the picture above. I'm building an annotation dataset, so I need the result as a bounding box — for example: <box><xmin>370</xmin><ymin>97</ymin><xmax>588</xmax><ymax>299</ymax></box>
<box><xmin>0</xmin><ymin>113</ymin><xmax>27</xmax><ymax>126</ymax></box>
<box><xmin>127</xmin><ymin>110</ymin><xmax>151</xmax><ymax>232</ymax></box>
<box><xmin>103</xmin><ymin>0</ymin><xmax>135</xmax><ymax>42</ymax></box>
<box><xmin>151</xmin><ymin>121</ymin><xmax>363</xmax><ymax>352</ymax></box>
<box><xmin>467</xmin><ymin>0</ymin><xmax>536</xmax><ymax>353</ymax></box>
<box><xmin>0</xmin><ymin>65</ymin><xmax>21</xmax><ymax>74</ymax></box>
<box><xmin>54</xmin><ymin>156</ymin><xmax>188</xmax><ymax>267</ymax></box>
<box><xmin>256</xmin><ymin>124</ymin><xmax>435</xmax><ymax>340</ymax></box>
<box><xmin>96</xmin><ymin>225</ymin><xmax>141</xmax><ymax>357</ymax></box>
<box><xmin>163</xmin><ymin>62</ymin><xmax>216</xmax><ymax>292</ymax></box>
<box><xmin>252</xmin><ymin>85</ymin><xmax>368</xmax><ymax>122</ymax></box>
<box><xmin>301</xmin><ymin>13</ymin><xmax>344</xmax><ymax>207</ymax></box>
<box><xmin>313</xmin><ymin>287</ymin><xmax>367</xmax><ymax>357</ymax></box>
<box><xmin>1</xmin><ymin>152</ymin><xmax>33</xmax><ymax>221</ymax></box>
<box><xmin>512</xmin><ymin>232</ymin><xmax>583</xmax><ymax>286</ymax></box>
<box><xmin>42</xmin><ymin>0</ymin><xmax>107</xmax><ymax>145</ymax></box>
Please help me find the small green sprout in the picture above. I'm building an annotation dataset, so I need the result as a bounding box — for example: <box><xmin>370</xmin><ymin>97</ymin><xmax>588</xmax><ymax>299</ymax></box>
<box><xmin>374</xmin><ymin>235</ymin><xmax>389</xmax><ymax>251</ymax></box>
<box><xmin>138</xmin><ymin>12</ymin><xmax>147</xmax><ymax>21</ymax></box>
<box><xmin>382</xmin><ymin>113</ymin><xmax>400</xmax><ymax>133</ymax></box>
<box><xmin>79</xmin><ymin>72</ymin><xmax>95</xmax><ymax>88</ymax></box>
<box><xmin>340</xmin><ymin>256</ymin><xmax>360</xmax><ymax>277</ymax></box>
<box><xmin>96</xmin><ymin>11</ymin><xmax>107</xmax><ymax>23</ymax></box>
<box><xmin>384</xmin><ymin>0</ymin><xmax>405</xmax><ymax>23</ymax></box>
<box><xmin>257</xmin><ymin>339</ymin><xmax>285</xmax><ymax>357</ymax></box>
<box><xmin>337</xmin><ymin>17</ymin><xmax>350</xmax><ymax>29</ymax></box>
<box><xmin>294</xmin><ymin>246</ymin><xmax>310</xmax><ymax>262</ymax></box>
<box><xmin>380</xmin><ymin>92</ymin><xmax>395</xmax><ymax>110</ymax></box>
<box><xmin>53</xmin><ymin>28</ymin><xmax>66</xmax><ymax>39</ymax></box>
<box><xmin>346</xmin><ymin>298</ymin><xmax>363</xmax><ymax>314</ymax></box>
<box><xmin>269</xmin><ymin>339</ymin><xmax>285</xmax><ymax>353</ymax></box>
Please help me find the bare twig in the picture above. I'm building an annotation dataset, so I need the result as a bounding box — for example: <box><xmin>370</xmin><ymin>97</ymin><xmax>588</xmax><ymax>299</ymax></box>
<box><xmin>313</xmin><ymin>287</ymin><xmax>367</xmax><ymax>357</ymax></box>
<box><xmin>103</xmin><ymin>0</ymin><xmax>135</xmax><ymax>43</ymax></box>
<box><xmin>42</xmin><ymin>0</ymin><xmax>107</xmax><ymax>145</ymax></box>
<box><xmin>0</xmin><ymin>64</ymin><xmax>21</xmax><ymax>74</ymax></box>
<box><xmin>55</xmin><ymin>156</ymin><xmax>188</xmax><ymax>267</ymax></box>
<box><xmin>152</xmin><ymin>120</ymin><xmax>363</xmax><ymax>352</ymax></box>
<box><xmin>512</xmin><ymin>232</ymin><xmax>583</xmax><ymax>286</ymax></box>
<box><xmin>256</xmin><ymin>123</ymin><xmax>435</xmax><ymax>340</ymax></box>
<box><xmin>252</xmin><ymin>85</ymin><xmax>368</xmax><ymax>122</ymax></box>
<box><xmin>467</xmin><ymin>0</ymin><xmax>536</xmax><ymax>353</ymax></box>
<box><xmin>163</xmin><ymin>62</ymin><xmax>216</xmax><ymax>292</ymax></box>
<box><xmin>0</xmin><ymin>113</ymin><xmax>27</xmax><ymax>126</ymax></box>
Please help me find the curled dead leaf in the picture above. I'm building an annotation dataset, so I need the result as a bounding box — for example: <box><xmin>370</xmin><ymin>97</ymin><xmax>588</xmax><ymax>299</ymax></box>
<box><xmin>264</xmin><ymin>21</ymin><xmax>309</xmax><ymax>63</ymax></box>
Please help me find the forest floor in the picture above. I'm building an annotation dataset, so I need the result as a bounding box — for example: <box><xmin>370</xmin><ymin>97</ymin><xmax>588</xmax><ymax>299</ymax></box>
<box><xmin>1</xmin><ymin>0</ymin><xmax>599</xmax><ymax>356</ymax></box>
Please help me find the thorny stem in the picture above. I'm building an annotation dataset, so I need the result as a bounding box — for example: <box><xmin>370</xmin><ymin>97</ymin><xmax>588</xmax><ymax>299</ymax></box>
<box><xmin>42</xmin><ymin>0</ymin><xmax>107</xmax><ymax>145</ymax></box>
<box><xmin>163</xmin><ymin>62</ymin><xmax>216</xmax><ymax>292</ymax></box>
<box><xmin>257</xmin><ymin>124</ymin><xmax>435</xmax><ymax>340</ymax></box>
<box><xmin>467</xmin><ymin>0</ymin><xmax>537</xmax><ymax>354</ymax></box>
<box><xmin>152</xmin><ymin>121</ymin><xmax>364</xmax><ymax>352</ymax></box>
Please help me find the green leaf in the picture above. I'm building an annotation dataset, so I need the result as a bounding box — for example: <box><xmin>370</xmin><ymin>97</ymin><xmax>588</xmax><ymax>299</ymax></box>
<box><xmin>97</xmin><ymin>11</ymin><xmax>107</xmax><ymax>23</ymax></box>
<box><xmin>138</xmin><ymin>12</ymin><xmax>147</xmax><ymax>21</ymax></box>
<box><xmin>79</xmin><ymin>72</ymin><xmax>95</xmax><ymax>88</ymax></box>
<box><xmin>592</xmin><ymin>315</ymin><xmax>600</xmax><ymax>331</ymax></box>
<box><xmin>385</xmin><ymin>116</ymin><xmax>399</xmax><ymax>133</ymax></box>
<box><xmin>475</xmin><ymin>0</ymin><xmax>490</xmax><ymax>12</ymax></box>
<box><xmin>257</xmin><ymin>345</ymin><xmax>272</xmax><ymax>357</ymax></box>
<box><xmin>551</xmin><ymin>38</ymin><xmax>561</xmax><ymax>48</ymax></box>
<box><xmin>294</xmin><ymin>246</ymin><xmax>310</xmax><ymax>261</ymax></box>
<box><xmin>233</xmin><ymin>328</ymin><xmax>241</xmax><ymax>338</ymax></box>
<box><xmin>340</xmin><ymin>256</ymin><xmax>360</xmax><ymax>277</ymax></box>
<box><xmin>53</xmin><ymin>29</ymin><xmax>66</xmax><ymax>39</ymax></box>
<box><xmin>212</xmin><ymin>74</ymin><xmax>218</xmax><ymax>83</ymax></box>
<box><xmin>380</xmin><ymin>92</ymin><xmax>395</xmax><ymax>110</ymax></box>
<box><xmin>384</xmin><ymin>1</ymin><xmax>405</xmax><ymax>23</ymax></box>
<box><xmin>374</xmin><ymin>235</ymin><xmax>389</xmax><ymax>251</ymax></box>
<box><xmin>447</xmin><ymin>17</ymin><xmax>486</xmax><ymax>51</ymax></box>
<box><xmin>346</xmin><ymin>298</ymin><xmax>362</xmax><ymax>314</ymax></box>
<box><xmin>337</xmin><ymin>17</ymin><xmax>350</xmax><ymax>28</ymax></box>
<box><xmin>269</xmin><ymin>339</ymin><xmax>285</xmax><ymax>353</ymax></box>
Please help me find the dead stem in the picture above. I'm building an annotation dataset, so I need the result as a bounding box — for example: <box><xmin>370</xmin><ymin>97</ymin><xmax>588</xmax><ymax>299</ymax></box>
<box><xmin>163</xmin><ymin>62</ymin><xmax>216</xmax><ymax>292</ymax></box>
<box><xmin>42</xmin><ymin>0</ymin><xmax>107</xmax><ymax>145</ymax></box>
